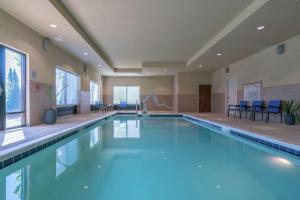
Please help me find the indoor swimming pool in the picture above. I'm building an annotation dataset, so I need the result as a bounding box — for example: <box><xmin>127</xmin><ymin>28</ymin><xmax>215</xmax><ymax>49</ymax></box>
<box><xmin>0</xmin><ymin>115</ymin><xmax>299</xmax><ymax>200</ymax></box>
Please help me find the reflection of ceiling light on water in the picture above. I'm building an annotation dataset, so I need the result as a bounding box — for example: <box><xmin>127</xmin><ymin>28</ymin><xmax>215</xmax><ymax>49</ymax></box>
<box><xmin>270</xmin><ymin>157</ymin><xmax>293</xmax><ymax>167</ymax></box>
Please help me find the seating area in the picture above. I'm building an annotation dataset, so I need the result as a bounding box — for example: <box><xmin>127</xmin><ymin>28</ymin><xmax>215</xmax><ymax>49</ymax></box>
<box><xmin>90</xmin><ymin>101</ymin><xmax>131</xmax><ymax>113</ymax></box>
<box><xmin>90</xmin><ymin>102</ymin><xmax>114</xmax><ymax>113</ymax></box>
<box><xmin>228</xmin><ymin>100</ymin><xmax>283</xmax><ymax>123</ymax></box>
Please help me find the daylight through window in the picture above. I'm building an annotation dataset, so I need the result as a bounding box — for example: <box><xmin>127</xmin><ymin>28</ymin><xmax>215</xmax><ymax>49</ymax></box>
<box><xmin>56</xmin><ymin>67</ymin><xmax>79</xmax><ymax>105</ymax></box>
<box><xmin>113</xmin><ymin>86</ymin><xmax>140</xmax><ymax>104</ymax></box>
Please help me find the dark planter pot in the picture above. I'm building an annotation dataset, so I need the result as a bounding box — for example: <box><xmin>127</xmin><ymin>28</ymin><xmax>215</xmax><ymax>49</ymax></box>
<box><xmin>284</xmin><ymin>113</ymin><xmax>296</xmax><ymax>125</ymax></box>
<box><xmin>43</xmin><ymin>109</ymin><xmax>57</xmax><ymax>124</ymax></box>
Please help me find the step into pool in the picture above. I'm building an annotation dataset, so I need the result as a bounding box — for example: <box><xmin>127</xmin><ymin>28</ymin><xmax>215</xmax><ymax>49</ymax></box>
<box><xmin>0</xmin><ymin>115</ymin><xmax>300</xmax><ymax>200</ymax></box>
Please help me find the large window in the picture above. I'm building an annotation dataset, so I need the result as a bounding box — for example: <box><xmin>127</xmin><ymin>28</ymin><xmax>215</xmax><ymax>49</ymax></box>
<box><xmin>113</xmin><ymin>86</ymin><xmax>140</xmax><ymax>104</ymax></box>
<box><xmin>56</xmin><ymin>67</ymin><xmax>79</xmax><ymax>105</ymax></box>
<box><xmin>90</xmin><ymin>81</ymin><xmax>99</xmax><ymax>104</ymax></box>
<box><xmin>0</xmin><ymin>45</ymin><xmax>26</xmax><ymax>130</ymax></box>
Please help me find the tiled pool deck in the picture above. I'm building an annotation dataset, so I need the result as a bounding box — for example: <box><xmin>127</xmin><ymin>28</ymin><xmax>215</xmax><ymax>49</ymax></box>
<box><xmin>188</xmin><ymin>113</ymin><xmax>300</xmax><ymax>147</ymax></box>
<box><xmin>0</xmin><ymin>111</ymin><xmax>117</xmax><ymax>161</ymax></box>
<box><xmin>1</xmin><ymin>111</ymin><xmax>300</xmax><ymax>164</ymax></box>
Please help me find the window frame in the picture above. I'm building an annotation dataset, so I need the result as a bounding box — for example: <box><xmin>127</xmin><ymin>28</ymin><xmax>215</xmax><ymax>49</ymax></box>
<box><xmin>0</xmin><ymin>44</ymin><xmax>27</xmax><ymax>130</ymax></box>
<box><xmin>55</xmin><ymin>66</ymin><xmax>80</xmax><ymax>106</ymax></box>
<box><xmin>113</xmin><ymin>86</ymin><xmax>140</xmax><ymax>105</ymax></box>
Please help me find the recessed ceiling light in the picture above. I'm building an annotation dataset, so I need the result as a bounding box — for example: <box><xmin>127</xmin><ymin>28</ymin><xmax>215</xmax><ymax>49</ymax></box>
<box><xmin>53</xmin><ymin>37</ymin><xmax>64</xmax><ymax>42</ymax></box>
<box><xmin>97</xmin><ymin>64</ymin><xmax>101</xmax><ymax>67</ymax></box>
<box><xmin>257</xmin><ymin>26</ymin><xmax>265</xmax><ymax>30</ymax></box>
<box><xmin>217</xmin><ymin>53</ymin><xmax>222</xmax><ymax>56</ymax></box>
<box><xmin>83</xmin><ymin>52</ymin><xmax>88</xmax><ymax>55</ymax></box>
<box><xmin>50</xmin><ymin>24</ymin><xmax>57</xmax><ymax>28</ymax></box>
<box><xmin>198</xmin><ymin>64</ymin><xmax>203</xmax><ymax>68</ymax></box>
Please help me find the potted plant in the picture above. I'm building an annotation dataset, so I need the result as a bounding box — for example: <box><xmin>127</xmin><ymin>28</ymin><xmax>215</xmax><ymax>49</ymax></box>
<box><xmin>43</xmin><ymin>84</ymin><xmax>68</xmax><ymax>124</ymax></box>
<box><xmin>283</xmin><ymin>100</ymin><xmax>300</xmax><ymax>125</ymax></box>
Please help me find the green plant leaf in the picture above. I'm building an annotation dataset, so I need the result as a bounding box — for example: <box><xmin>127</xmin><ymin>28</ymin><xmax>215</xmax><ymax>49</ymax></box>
<box><xmin>291</xmin><ymin>102</ymin><xmax>300</xmax><ymax>113</ymax></box>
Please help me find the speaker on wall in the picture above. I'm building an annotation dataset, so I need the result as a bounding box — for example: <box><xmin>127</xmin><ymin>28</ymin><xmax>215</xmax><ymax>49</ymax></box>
<box><xmin>225</xmin><ymin>66</ymin><xmax>229</xmax><ymax>74</ymax></box>
<box><xmin>277</xmin><ymin>43</ymin><xmax>285</xmax><ymax>55</ymax></box>
<box><xmin>42</xmin><ymin>37</ymin><xmax>50</xmax><ymax>51</ymax></box>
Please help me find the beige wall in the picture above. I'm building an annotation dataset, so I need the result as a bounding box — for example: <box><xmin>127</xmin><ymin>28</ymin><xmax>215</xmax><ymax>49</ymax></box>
<box><xmin>178</xmin><ymin>72</ymin><xmax>211</xmax><ymax>94</ymax></box>
<box><xmin>173</xmin><ymin>73</ymin><xmax>179</xmax><ymax>112</ymax></box>
<box><xmin>212</xmin><ymin>34</ymin><xmax>300</xmax><ymax>114</ymax></box>
<box><xmin>177</xmin><ymin>72</ymin><xmax>211</xmax><ymax>112</ymax></box>
<box><xmin>103</xmin><ymin>76</ymin><xmax>173</xmax><ymax>111</ymax></box>
<box><xmin>0</xmin><ymin>9</ymin><xmax>102</xmax><ymax>125</ymax></box>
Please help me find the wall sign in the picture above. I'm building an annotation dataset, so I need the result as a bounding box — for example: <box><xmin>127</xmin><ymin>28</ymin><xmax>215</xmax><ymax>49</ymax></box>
<box><xmin>244</xmin><ymin>83</ymin><xmax>260</xmax><ymax>101</ymax></box>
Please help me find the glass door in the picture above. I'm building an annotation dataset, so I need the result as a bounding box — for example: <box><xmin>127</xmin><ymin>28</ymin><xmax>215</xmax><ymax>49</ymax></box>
<box><xmin>0</xmin><ymin>45</ymin><xmax>26</xmax><ymax>131</ymax></box>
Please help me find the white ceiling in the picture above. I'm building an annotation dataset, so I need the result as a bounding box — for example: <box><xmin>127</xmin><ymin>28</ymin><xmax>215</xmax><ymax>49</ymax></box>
<box><xmin>1</xmin><ymin>0</ymin><xmax>300</xmax><ymax>76</ymax></box>
<box><xmin>0</xmin><ymin>0</ymin><xmax>112</xmax><ymax>74</ymax></box>
<box><xmin>187</xmin><ymin>0</ymin><xmax>300</xmax><ymax>71</ymax></box>
<box><xmin>62</xmin><ymin>0</ymin><xmax>254</xmax><ymax>68</ymax></box>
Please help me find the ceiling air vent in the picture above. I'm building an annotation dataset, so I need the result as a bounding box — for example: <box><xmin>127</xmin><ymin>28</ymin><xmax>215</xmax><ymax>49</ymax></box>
<box><xmin>277</xmin><ymin>43</ymin><xmax>285</xmax><ymax>55</ymax></box>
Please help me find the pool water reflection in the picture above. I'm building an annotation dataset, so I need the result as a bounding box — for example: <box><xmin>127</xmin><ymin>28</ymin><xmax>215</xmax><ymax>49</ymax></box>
<box><xmin>0</xmin><ymin>115</ymin><xmax>300</xmax><ymax>200</ymax></box>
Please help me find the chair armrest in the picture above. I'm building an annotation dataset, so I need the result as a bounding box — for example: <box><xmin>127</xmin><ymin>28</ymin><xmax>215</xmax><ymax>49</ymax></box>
<box><xmin>241</xmin><ymin>105</ymin><xmax>251</xmax><ymax>108</ymax></box>
<box><xmin>253</xmin><ymin>105</ymin><xmax>264</xmax><ymax>108</ymax></box>
<box><xmin>266</xmin><ymin>105</ymin><xmax>282</xmax><ymax>112</ymax></box>
<box><xmin>252</xmin><ymin>105</ymin><xmax>265</xmax><ymax>111</ymax></box>
<box><xmin>228</xmin><ymin>104</ymin><xmax>239</xmax><ymax>108</ymax></box>
<box><xmin>240</xmin><ymin>105</ymin><xmax>251</xmax><ymax>110</ymax></box>
<box><xmin>268</xmin><ymin>105</ymin><xmax>281</xmax><ymax>108</ymax></box>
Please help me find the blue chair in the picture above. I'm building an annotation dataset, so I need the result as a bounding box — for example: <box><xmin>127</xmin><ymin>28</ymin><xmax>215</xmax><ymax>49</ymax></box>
<box><xmin>94</xmin><ymin>101</ymin><xmax>100</xmax><ymax>112</ymax></box>
<box><xmin>227</xmin><ymin>100</ymin><xmax>251</xmax><ymax>119</ymax></box>
<box><xmin>265</xmin><ymin>100</ymin><xmax>282</xmax><ymax>123</ymax></box>
<box><xmin>95</xmin><ymin>101</ymin><xmax>107</xmax><ymax>113</ymax></box>
<box><xmin>238</xmin><ymin>101</ymin><xmax>251</xmax><ymax>119</ymax></box>
<box><xmin>227</xmin><ymin>100</ymin><xmax>250</xmax><ymax>118</ymax></box>
<box><xmin>119</xmin><ymin>101</ymin><xmax>127</xmax><ymax>110</ymax></box>
<box><xmin>251</xmin><ymin>100</ymin><xmax>264</xmax><ymax>121</ymax></box>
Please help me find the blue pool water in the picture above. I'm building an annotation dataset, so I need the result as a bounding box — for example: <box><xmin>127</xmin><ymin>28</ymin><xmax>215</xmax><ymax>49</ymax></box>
<box><xmin>1</xmin><ymin>115</ymin><xmax>300</xmax><ymax>200</ymax></box>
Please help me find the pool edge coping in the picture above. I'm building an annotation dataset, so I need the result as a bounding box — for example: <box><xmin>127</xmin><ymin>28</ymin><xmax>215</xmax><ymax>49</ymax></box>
<box><xmin>0</xmin><ymin>112</ymin><xmax>118</xmax><ymax>164</ymax></box>
<box><xmin>1</xmin><ymin>112</ymin><xmax>300</xmax><ymax>169</ymax></box>
<box><xmin>183</xmin><ymin>114</ymin><xmax>300</xmax><ymax>156</ymax></box>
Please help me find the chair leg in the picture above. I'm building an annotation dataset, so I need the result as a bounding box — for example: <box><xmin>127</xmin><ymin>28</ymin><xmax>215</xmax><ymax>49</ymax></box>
<box><xmin>280</xmin><ymin>112</ymin><xmax>283</xmax><ymax>123</ymax></box>
<box><xmin>227</xmin><ymin>109</ymin><xmax>230</xmax><ymax>117</ymax></box>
